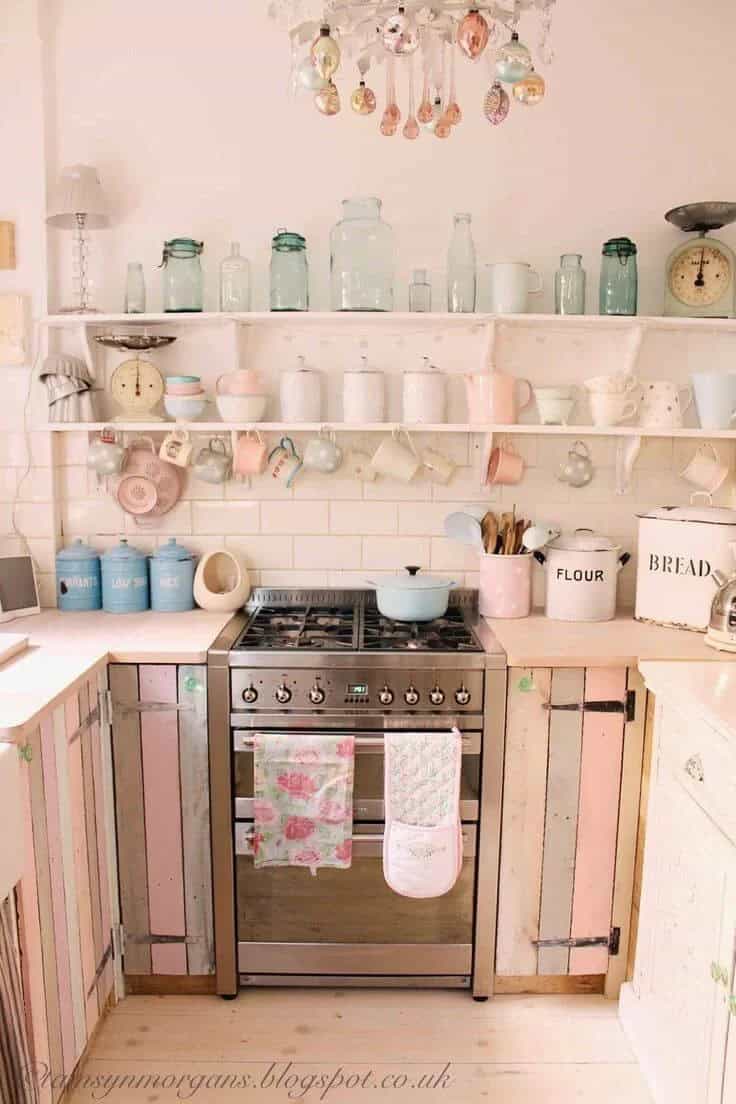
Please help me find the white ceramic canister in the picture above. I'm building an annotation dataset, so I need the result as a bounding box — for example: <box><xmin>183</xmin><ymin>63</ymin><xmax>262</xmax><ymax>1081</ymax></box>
<box><xmin>535</xmin><ymin>529</ymin><xmax>630</xmax><ymax>622</ymax></box>
<box><xmin>280</xmin><ymin>356</ymin><xmax>322</xmax><ymax>423</ymax></box>
<box><xmin>635</xmin><ymin>503</ymin><xmax>736</xmax><ymax>631</ymax></box>
<box><xmin>402</xmin><ymin>357</ymin><xmax>446</xmax><ymax>424</ymax></box>
<box><xmin>343</xmin><ymin>356</ymin><xmax>386</xmax><ymax>423</ymax></box>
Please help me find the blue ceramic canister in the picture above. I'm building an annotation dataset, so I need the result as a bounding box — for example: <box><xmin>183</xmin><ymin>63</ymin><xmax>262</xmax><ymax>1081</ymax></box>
<box><xmin>149</xmin><ymin>538</ymin><xmax>196</xmax><ymax>612</ymax></box>
<box><xmin>56</xmin><ymin>539</ymin><xmax>102</xmax><ymax>611</ymax></box>
<box><xmin>101</xmin><ymin>539</ymin><xmax>149</xmax><ymax>613</ymax></box>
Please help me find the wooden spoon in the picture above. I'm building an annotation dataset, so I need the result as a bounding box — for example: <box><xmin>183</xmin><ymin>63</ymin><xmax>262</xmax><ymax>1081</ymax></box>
<box><xmin>513</xmin><ymin>519</ymin><xmax>525</xmax><ymax>555</ymax></box>
<box><xmin>481</xmin><ymin>511</ymin><xmax>498</xmax><ymax>554</ymax></box>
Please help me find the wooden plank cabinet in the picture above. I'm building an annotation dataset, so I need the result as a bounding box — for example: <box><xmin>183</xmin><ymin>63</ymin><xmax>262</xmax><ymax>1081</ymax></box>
<box><xmin>16</xmin><ymin>664</ymin><xmax>119</xmax><ymax>1104</ymax></box>
<box><xmin>496</xmin><ymin>665</ymin><xmax>645</xmax><ymax>996</ymax></box>
<box><xmin>109</xmin><ymin>664</ymin><xmax>214</xmax><ymax>986</ymax></box>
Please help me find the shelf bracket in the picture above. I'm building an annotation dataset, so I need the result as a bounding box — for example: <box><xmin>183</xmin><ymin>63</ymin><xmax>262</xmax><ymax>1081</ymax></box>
<box><xmin>615</xmin><ymin>434</ymin><xmax>641</xmax><ymax>495</ymax></box>
<box><xmin>478</xmin><ymin>431</ymin><xmax>493</xmax><ymax>488</ymax></box>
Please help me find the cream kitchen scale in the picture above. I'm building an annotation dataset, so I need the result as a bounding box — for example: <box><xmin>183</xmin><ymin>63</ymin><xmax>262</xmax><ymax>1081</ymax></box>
<box><xmin>664</xmin><ymin>202</ymin><xmax>736</xmax><ymax>318</ymax></box>
<box><xmin>95</xmin><ymin>334</ymin><xmax>175</xmax><ymax>421</ymax></box>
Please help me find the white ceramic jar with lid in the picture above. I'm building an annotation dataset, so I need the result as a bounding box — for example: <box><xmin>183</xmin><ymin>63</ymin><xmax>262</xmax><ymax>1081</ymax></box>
<box><xmin>280</xmin><ymin>355</ymin><xmax>322</xmax><ymax>423</ymax></box>
<box><xmin>402</xmin><ymin>356</ymin><xmax>446</xmax><ymax>424</ymax></box>
<box><xmin>534</xmin><ymin>529</ymin><xmax>630</xmax><ymax>622</ymax></box>
<box><xmin>343</xmin><ymin>355</ymin><xmax>386</xmax><ymax>424</ymax></box>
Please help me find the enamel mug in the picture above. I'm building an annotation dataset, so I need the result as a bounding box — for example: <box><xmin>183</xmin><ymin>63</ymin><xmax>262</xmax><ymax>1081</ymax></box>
<box><xmin>87</xmin><ymin>427</ymin><xmax>126</xmax><ymax>478</ymax></box>
<box><xmin>487</xmin><ymin>441</ymin><xmax>525</xmax><ymax>485</ymax></box>
<box><xmin>487</xmin><ymin>262</ymin><xmax>543</xmax><ymax>314</ymax></box>
<box><xmin>268</xmin><ymin>437</ymin><xmax>302</xmax><ymax>487</ymax></box>
<box><xmin>679</xmin><ymin>443</ymin><xmax>729</xmax><ymax>495</ymax></box>
<box><xmin>193</xmin><ymin>438</ymin><xmax>232</xmax><ymax>484</ymax></box>
<box><xmin>371</xmin><ymin>430</ymin><xmax>421</xmax><ymax>483</ymax></box>
<box><xmin>302</xmin><ymin>431</ymin><xmax>343</xmax><ymax>474</ymax></box>
<box><xmin>159</xmin><ymin>428</ymin><xmax>193</xmax><ymax>467</ymax></box>
<box><xmin>639</xmin><ymin>380</ymin><xmax>693</xmax><ymax>429</ymax></box>
<box><xmin>233</xmin><ymin>431</ymin><xmax>268</xmax><ymax>479</ymax></box>
<box><xmin>422</xmin><ymin>448</ymin><xmax>456</xmax><ymax>485</ymax></box>
<box><xmin>691</xmin><ymin>370</ymin><xmax>736</xmax><ymax>430</ymax></box>
<box><xmin>589</xmin><ymin>392</ymin><xmax>638</xmax><ymax>426</ymax></box>
<box><xmin>464</xmin><ymin>371</ymin><xmax>533</xmax><ymax>425</ymax></box>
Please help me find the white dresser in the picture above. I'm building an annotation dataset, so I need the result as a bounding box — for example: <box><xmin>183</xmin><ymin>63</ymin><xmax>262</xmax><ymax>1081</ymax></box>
<box><xmin>620</xmin><ymin>663</ymin><xmax>736</xmax><ymax>1104</ymax></box>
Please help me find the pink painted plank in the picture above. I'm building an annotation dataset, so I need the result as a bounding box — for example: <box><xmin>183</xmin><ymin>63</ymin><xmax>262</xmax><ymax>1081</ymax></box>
<box><xmin>140</xmin><ymin>665</ymin><xmax>187</xmax><ymax>975</ymax></box>
<box><xmin>569</xmin><ymin>668</ymin><xmax>626</xmax><ymax>974</ymax></box>
<box><xmin>39</xmin><ymin>715</ymin><xmax>76</xmax><ymax>1075</ymax></box>
<box><xmin>66</xmin><ymin>695</ymin><xmax>98</xmax><ymax>1033</ymax></box>
<box><xmin>88</xmin><ymin>676</ymin><xmax>114</xmax><ymax>1002</ymax></box>
<box><xmin>17</xmin><ymin>750</ymin><xmax>53</xmax><ymax>1104</ymax></box>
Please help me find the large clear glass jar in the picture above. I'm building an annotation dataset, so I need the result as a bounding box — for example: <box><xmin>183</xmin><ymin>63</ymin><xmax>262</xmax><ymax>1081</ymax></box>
<box><xmin>160</xmin><ymin>238</ymin><xmax>204</xmax><ymax>312</ymax></box>
<box><xmin>447</xmin><ymin>213</ymin><xmax>477</xmax><ymax>312</ymax></box>
<box><xmin>220</xmin><ymin>241</ymin><xmax>251</xmax><ymax>312</ymax></box>
<box><xmin>270</xmin><ymin>229</ymin><xmax>309</xmax><ymax>311</ymax></box>
<box><xmin>330</xmin><ymin>197</ymin><xmax>394</xmax><ymax>312</ymax></box>
<box><xmin>554</xmin><ymin>253</ymin><xmax>586</xmax><ymax>315</ymax></box>
<box><xmin>599</xmin><ymin>237</ymin><xmax>638</xmax><ymax>316</ymax></box>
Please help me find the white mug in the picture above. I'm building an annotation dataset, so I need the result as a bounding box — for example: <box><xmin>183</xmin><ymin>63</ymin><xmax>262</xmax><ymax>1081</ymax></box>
<box><xmin>584</xmin><ymin>373</ymin><xmax>639</xmax><ymax>395</ymax></box>
<box><xmin>487</xmin><ymin>262</ymin><xmax>543</xmax><ymax>314</ymax></box>
<box><xmin>639</xmin><ymin>380</ymin><xmax>693</xmax><ymax>429</ymax></box>
<box><xmin>691</xmin><ymin>370</ymin><xmax>736</xmax><ymax>430</ymax></box>
<box><xmin>371</xmin><ymin>430</ymin><xmax>421</xmax><ymax>483</ymax></box>
<box><xmin>680</xmin><ymin>443</ymin><xmax>729</xmax><ymax>495</ymax></box>
<box><xmin>159</xmin><ymin>428</ymin><xmax>192</xmax><ymax>467</ymax></box>
<box><xmin>589</xmin><ymin>392</ymin><xmax>638</xmax><ymax>426</ymax></box>
<box><xmin>422</xmin><ymin>448</ymin><xmax>456</xmax><ymax>485</ymax></box>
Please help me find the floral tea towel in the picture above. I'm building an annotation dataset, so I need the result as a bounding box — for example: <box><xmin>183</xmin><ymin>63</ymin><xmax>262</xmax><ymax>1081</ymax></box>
<box><xmin>253</xmin><ymin>732</ymin><xmax>355</xmax><ymax>873</ymax></box>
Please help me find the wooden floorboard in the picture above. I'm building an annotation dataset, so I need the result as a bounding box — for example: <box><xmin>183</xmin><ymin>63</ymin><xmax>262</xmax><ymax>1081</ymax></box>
<box><xmin>65</xmin><ymin>991</ymin><xmax>652</xmax><ymax>1103</ymax></box>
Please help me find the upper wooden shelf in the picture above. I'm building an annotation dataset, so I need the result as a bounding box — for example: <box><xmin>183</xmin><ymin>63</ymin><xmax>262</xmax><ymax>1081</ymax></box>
<box><xmin>39</xmin><ymin>421</ymin><xmax>736</xmax><ymax>437</ymax></box>
<box><xmin>40</xmin><ymin>311</ymin><xmax>736</xmax><ymax>333</ymax></box>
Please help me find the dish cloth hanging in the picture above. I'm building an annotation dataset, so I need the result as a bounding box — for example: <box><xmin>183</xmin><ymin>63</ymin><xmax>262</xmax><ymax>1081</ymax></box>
<box><xmin>253</xmin><ymin>732</ymin><xmax>355</xmax><ymax>874</ymax></box>
<box><xmin>383</xmin><ymin>728</ymin><xmax>463</xmax><ymax>898</ymax></box>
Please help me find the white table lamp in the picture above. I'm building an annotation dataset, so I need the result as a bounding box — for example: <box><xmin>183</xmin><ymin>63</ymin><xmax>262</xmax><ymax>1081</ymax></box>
<box><xmin>47</xmin><ymin>164</ymin><xmax>109</xmax><ymax>313</ymax></box>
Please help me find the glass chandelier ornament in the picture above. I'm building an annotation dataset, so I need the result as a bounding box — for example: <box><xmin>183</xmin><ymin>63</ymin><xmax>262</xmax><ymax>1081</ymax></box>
<box><xmin>457</xmin><ymin>8</ymin><xmax>491</xmax><ymax>60</ymax></box>
<box><xmin>381</xmin><ymin>5</ymin><xmax>420</xmax><ymax>56</ymax></box>
<box><xmin>315</xmin><ymin>80</ymin><xmax>341</xmax><ymax>114</ymax></box>
<box><xmin>483</xmin><ymin>81</ymin><xmax>510</xmax><ymax>124</ymax></box>
<box><xmin>311</xmin><ymin>24</ymin><xmax>341</xmax><ymax>79</ymax></box>
<box><xmin>403</xmin><ymin>56</ymin><xmax>420</xmax><ymax>138</ymax></box>
<box><xmin>512</xmin><ymin>66</ymin><xmax>545</xmax><ymax>104</ymax></box>
<box><xmin>495</xmin><ymin>31</ymin><xmax>533</xmax><ymax>82</ymax></box>
<box><xmin>297</xmin><ymin>55</ymin><xmax>328</xmax><ymax>90</ymax></box>
<box><xmin>351</xmin><ymin>80</ymin><xmax>377</xmax><ymax>114</ymax></box>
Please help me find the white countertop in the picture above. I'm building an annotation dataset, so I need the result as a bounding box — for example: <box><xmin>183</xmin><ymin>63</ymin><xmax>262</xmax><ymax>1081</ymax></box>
<box><xmin>640</xmin><ymin>660</ymin><xmax>736</xmax><ymax>745</ymax></box>
<box><xmin>484</xmin><ymin>611</ymin><xmax>736</xmax><ymax>668</ymax></box>
<box><xmin>0</xmin><ymin>610</ymin><xmax>233</xmax><ymax>741</ymax></box>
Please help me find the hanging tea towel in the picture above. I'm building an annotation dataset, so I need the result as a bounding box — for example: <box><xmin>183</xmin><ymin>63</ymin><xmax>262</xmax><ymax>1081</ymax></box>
<box><xmin>383</xmin><ymin>728</ymin><xmax>463</xmax><ymax>898</ymax></box>
<box><xmin>253</xmin><ymin>732</ymin><xmax>354</xmax><ymax>874</ymax></box>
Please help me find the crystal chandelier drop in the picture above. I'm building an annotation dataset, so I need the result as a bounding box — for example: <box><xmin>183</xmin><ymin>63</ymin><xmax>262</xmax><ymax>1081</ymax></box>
<box><xmin>269</xmin><ymin>1</ymin><xmax>556</xmax><ymax>139</ymax></box>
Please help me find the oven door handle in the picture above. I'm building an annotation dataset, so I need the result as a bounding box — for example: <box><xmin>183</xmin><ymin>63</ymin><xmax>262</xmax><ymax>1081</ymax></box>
<box><xmin>233</xmin><ymin>731</ymin><xmax>473</xmax><ymax>751</ymax></box>
<box><xmin>234</xmin><ymin>824</ymin><xmax>476</xmax><ymax>858</ymax></box>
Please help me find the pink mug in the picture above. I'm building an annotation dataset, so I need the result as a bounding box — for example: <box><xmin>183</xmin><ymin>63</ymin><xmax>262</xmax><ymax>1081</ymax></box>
<box><xmin>464</xmin><ymin>372</ymin><xmax>533</xmax><ymax>425</ymax></box>
<box><xmin>233</xmin><ymin>431</ymin><xmax>268</xmax><ymax>478</ymax></box>
<box><xmin>487</xmin><ymin>441</ymin><xmax>525</xmax><ymax>485</ymax></box>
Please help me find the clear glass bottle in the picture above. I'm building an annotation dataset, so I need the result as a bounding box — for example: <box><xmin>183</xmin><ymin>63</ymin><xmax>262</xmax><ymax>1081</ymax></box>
<box><xmin>447</xmin><ymin>213</ymin><xmax>477</xmax><ymax>312</ymax></box>
<box><xmin>160</xmin><ymin>238</ymin><xmax>204</xmax><ymax>312</ymax></box>
<box><xmin>599</xmin><ymin>237</ymin><xmax>638</xmax><ymax>316</ymax></box>
<box><xmin>270</xmin><ymin>229</ymin><xmax>309</xmax><ymax>311</ymax></box>
<box><xmin>219</xmin><ymin>241</ymin><xmax>251</xmax><ymax>312</ymax></box>
<box><xmin>330</xmin><ymin>197</ymin><xmax>394</xmax><ymax>312</ymax></box>
<box><xmin>409</xmin><ymin>268</ymin><xmax>432</xmax><ymax>312</ymax></box>
<box><xmin>554</xmin><ymin>253</ymin><xmax>586</xmax><ymax>315</ymax></box>
<box><xmin>124</xmin><ymin>262</ymin><xmax>146</xmax><ymax>313</ymax></box>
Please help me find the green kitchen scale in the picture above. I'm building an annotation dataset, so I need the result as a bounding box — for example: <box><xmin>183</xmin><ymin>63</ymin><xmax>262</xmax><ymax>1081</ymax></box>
<box><xmin>664</xmin><ymin>202</ymin><xmax>736</xmax><ymax>318</ymax></box>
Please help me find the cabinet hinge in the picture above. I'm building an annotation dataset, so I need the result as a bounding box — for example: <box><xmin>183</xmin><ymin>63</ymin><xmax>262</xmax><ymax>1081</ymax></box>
<box><xmin>98</xmin><ymin>688</ymin><xmax>113</xmax><ymax>728</ymax></box>
<box><xmin>111</xmin><ymin>922</ymin><xmax>125</xmax><ymax>961</ymax></box>
<box><xmin>533</xmin><ymin>927</ymin><xmax>620</xmax><ymax>956</ymax></box>
<box><xmin>542</xmin><ymin>692</ymin><xmax>636</xmax><ymax>722</ymax></box>
<box><xmin>115</xmin><ymin>700</ymin><xmax>194</xmax><ymax>715</ymax></box>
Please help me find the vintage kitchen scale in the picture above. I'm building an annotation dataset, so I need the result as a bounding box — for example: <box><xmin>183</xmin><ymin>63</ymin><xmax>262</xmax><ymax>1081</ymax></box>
<box><xmin>94</xmin><ymin>334</ymin><xmax>174</xmax><ymax>421</ymax></box>
<box><xmin>664</xmin><ymin>202</ymin><xmax>736</xmax><ymax>318</ymax></box>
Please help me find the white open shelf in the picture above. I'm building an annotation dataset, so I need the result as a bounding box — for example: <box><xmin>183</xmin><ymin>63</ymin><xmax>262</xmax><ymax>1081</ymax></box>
<box><xmin>38</xmin><ymin>421</ymin><xmax>736</xmax><ymax>437</ymax></box>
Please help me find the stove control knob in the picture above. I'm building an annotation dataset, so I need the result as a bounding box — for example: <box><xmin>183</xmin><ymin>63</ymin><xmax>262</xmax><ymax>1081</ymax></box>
<box><xmin>429</xmin><ymin>686</ymin><xmax>446</xmax><ymax>706</ymax></box>
<box><xmin>274</xmin><ymin>684</ymin><xmax>292</xmax><ymax>705</ymax></box>
<box><xmin>241</xmin><ymin>685</ymin><xmax>258</xmax><ymax>705</ymax></box>
<box><xmin>454</xmin><ymin>684</ymin><xmax>471</xmax><ymax>706</ymax></box>
<box><xmin>378</xmin><ymin>686</ymin><xmax>394</xmax><ymax>706</ymax></box>
<box><xmin>308</xmin><ymin>685</ymin><xmax>326</xmax><ymax>705</ymax></box>
<box><xmin>404</xmin><ymin>686</ymin><xmax>420</xmax><ymax>706</ymax></box>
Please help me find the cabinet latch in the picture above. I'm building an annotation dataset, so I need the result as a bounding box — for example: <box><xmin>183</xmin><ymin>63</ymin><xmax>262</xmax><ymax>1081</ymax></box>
<box><xmin>542</xmin><ymin>692</ymin><xmax>636</xmax><ymax>723</ymax></box>
<box><xmin>532</xmin><ymin>927</ymin><xmax>620</xmax><ymax>956</ymax></box>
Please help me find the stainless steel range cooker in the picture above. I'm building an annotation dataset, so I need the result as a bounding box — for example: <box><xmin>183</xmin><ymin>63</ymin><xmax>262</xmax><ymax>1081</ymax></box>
<box><xmin>208</xmin><ymin>589</ymin><xmax>506</xmax><ymax>1000</ymax></box>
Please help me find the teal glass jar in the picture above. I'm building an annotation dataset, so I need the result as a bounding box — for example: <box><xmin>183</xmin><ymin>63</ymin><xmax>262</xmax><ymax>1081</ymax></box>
<box><xmin>270</xmin><ymin>229</ymin><xmax>309</xmax><ymax>311</ymax></box>
<box><xmin>161</xmin><ymin>238</ymin><xmax>204</xmax><ymax>312</ymax></box>
<box><xmin>599</xmin><ymin>238</ymin><xmax>638</xmax><ymax>316</ymax></box>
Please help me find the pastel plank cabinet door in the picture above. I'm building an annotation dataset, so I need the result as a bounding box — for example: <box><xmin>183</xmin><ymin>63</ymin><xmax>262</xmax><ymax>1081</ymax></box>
<box><xmin>496</xmin><ymin>666</ymin><xmax>645</xmax><ymax>995</ymax></box>
<box><xmin>15</xmin><ymin>668</ymin><xmax>117</xmax><ymax>1103</ymax></box>
<box><xmin>109</xmin><ymin>664</ymin><xmax>214</xmax><ymax>986</ymax></box>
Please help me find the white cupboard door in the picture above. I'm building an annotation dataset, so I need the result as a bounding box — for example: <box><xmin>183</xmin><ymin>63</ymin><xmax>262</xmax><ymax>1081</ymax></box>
<box><xmin>711</xmin><ymin>870</ymin><xmax>736</xmax><ymax>1104</ymax></box>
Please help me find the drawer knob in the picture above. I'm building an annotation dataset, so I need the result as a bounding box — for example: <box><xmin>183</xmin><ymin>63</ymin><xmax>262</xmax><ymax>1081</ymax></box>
<box><xmin>684</xmin><ymin>754</ymin><xmax>704</xmax><ymax>783</ymax></box>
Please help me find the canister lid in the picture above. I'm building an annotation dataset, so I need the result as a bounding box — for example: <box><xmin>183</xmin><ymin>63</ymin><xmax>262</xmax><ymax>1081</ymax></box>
<box><xmin>57</xmin><ymin>538</ymin><xmax>99</xmax><ymax>562</ymax></box>
<box><xmin>102</xmin><ymin>538</ymin><xmax>148</xmax><ymax>562</ymax></box>
<box><xmin>151</xmin><ymin>538</ymin><xmax>194</xmax><ymax>562</ymax></box>
<box><xmin>549</xmin><ymin>528</ymin><xmax>620</xmax><ymax>552</ymax></box>
<box><xmin>639</xmin><ymin>505</ymin><xmax>736</xmax><ymax>525</ymax></box>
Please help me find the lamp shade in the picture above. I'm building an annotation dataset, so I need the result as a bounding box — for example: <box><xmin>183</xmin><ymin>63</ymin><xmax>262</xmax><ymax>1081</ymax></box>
<box><xmin>47</xmin><ymin>164</ymin><xmax>109</xmax><ymax>228</ymax></box>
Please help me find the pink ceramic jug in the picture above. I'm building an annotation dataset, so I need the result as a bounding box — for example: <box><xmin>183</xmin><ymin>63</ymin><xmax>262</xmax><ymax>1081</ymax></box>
<box><xmin>464</xmin><ymin>372</ymin><xmax>533</xmax><ymax>425</ymax></box>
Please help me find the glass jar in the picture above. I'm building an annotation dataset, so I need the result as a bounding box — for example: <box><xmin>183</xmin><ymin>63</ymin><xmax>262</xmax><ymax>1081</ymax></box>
<box><xmin>220</xmin><ymin>241</ymin><xmax>251</xmax><ymax>312</ymax></box>
<box><xmin>599</xmin><ymin>237</ymin><xmax>638</xmax><ymax>316</ymax></box>
<box><xmin>447</xmin><ymin>213</ymin><xmax>477</xmax><ymax>312</ymax></box>
<box><xmin>125</xmin><ymin>262</ymin><xmax>146</xmax><ymax>313</ymax></box>
<box><xmin>161</xmin><ymin>238</ymin><xmax>204</xmax><ymax>312</ymax></box>
<box><xmin>409</xmin><ymin>268</ymin><xmax>432</xmax><ymax>312</ymax></box>
<box><xmin>554</xmin><ymin>253</ymin><xmax>586</xmax><ymax>315</ymax></box>
<box><xmin>270</xmin><ymin>229</ymin><xmax>309</xmax><ymax>311</ymax></box>
<box><xmin>330</xmin><ymin>197</ymin><xmax>394</xmax><ymax>312</ymax></box>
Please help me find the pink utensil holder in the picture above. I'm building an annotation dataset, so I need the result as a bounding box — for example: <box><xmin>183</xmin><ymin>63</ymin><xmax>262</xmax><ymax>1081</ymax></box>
<box><xmin>479</xmin><ymin>553</ymin><xmax>532</xmax><ymax>619</ymax></box>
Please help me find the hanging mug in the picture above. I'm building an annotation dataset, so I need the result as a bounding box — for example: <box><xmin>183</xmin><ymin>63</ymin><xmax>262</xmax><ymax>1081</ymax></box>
<box><xmin>679</xmin><ymin>443</ymin><xmax>729</xmax><ymax>495</ymax></box>
<box><xmin>193</xmin><ymin>438</ymin><xmax>232</xmax><ymax>484</ymax></box>
<box><xmin>302</xmin><ymin>429</ymin><xmax>343</xmax><ymax>474</ymax></box>
<box><xmin>268</xmin><ymin>436</ymin><xmax>302</xmax><ymax>487</ymax></box>
<box><xmin>159</xmin><ymin>428</ymin><xmax>193</xmax><ymax>467</ymax></box>
<box><xmin>370</xmin><ymin>429</ymin><xmax>421</xmax><ymax>483</ymax></box>
<box><xmin>233</xmin><ymin>431</ymin><xmax>268</xmax><ymax>480</ymax></box>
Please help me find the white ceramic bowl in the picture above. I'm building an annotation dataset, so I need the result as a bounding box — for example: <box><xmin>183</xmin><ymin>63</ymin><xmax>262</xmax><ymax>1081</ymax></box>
<box><xmin>216</xmin><ymin>394</ymin><xmax>268</xmax><ymax>423</ymax></box>
<box><xmin>163</xmin><ymin>394</ymin><xmax>209</xmax><ymax>422</ymax></box>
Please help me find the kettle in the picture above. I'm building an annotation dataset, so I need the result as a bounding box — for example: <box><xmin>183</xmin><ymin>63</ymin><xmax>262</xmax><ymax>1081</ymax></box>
<box><xmin>706</xmin><ymin>541</ymin><xmax>736</xmax><ymax>651</ymax></box>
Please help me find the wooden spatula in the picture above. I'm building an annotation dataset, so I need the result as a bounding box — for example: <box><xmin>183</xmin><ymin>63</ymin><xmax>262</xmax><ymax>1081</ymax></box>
<box><xmin>481</xmin><ymin>511</ymin><xmax>498</xmax><ymax>554</ymax></box>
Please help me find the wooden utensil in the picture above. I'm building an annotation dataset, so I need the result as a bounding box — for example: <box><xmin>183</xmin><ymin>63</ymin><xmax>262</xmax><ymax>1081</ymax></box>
<box><xmin>513</xmin><ymin>519</ymin><xmax>525</xmax><ymax>555</ymax></box>
<box><xmin>481</xmin><ymin>511</ymin><xmax>498</xmax><ymax>554</ymax></box>
<box><xmin>500</xmin><ymin>510</ymin><xmax>515</xmax><ymax>555</ymax></box>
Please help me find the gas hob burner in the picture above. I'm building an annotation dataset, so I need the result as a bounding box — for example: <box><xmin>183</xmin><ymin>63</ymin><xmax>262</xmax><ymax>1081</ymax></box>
<box><xmin>235</xmin><ymin>604</ymin><xmax>358</xmax><ymax>651</ymax></box>
<box><xmin>362</xmin><ymin>606</ymin><xmax>482</xmax><ymax>653</ymax></box>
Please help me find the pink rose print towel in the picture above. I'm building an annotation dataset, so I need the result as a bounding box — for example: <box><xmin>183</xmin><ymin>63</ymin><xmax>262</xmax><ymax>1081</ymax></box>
<box><xmin>253</xmin><ymin>733</ymin><xmax>355</xmax><ymax>873</ymax></box>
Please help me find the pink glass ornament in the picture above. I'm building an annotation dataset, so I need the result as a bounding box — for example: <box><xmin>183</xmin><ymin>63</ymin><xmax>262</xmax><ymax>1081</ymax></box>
<box><xmin>382</xmin><ymin>5</ymin><xmax>420</xmax><ymax>56</ymax></box>
<box><xmin>403</xmin><ymin>57</ymin><xmax>420</xmax><ymax>139</ymax></box>
<box><xmin>444</xmin><ymin>40</ymin><xmax>462</xmax><ymax>124</ymax></box>
<box><xmin>483</xmin><ymin>81</ymin><xmax>510</xmax><ymax>125</ymax></box>
<box><xmin>384</xmin><ymin>55</ymin><xmax>401</xmax><ymax>124</ymax></box>
<box><xmin>457</xmin><ymin>8</ymin><xmax>490</xmax><ymax>61</ymax></box>
<box><xmin>315</xmin><ymin>81</ymin><xmax>340</xmax><ymax>116</ymax></box>
<box><xmin>351</xmin><ymin>80</ymin><xmax>377</xmax><ymax>114</ymax></box>
<box><xmin>417</xmin><ymin>52</ymin><xmax>433</xmax><ymax>122</ymax></box>
<box><xmin>434</xmin><ymin>118</ymin><xmax>451</xmax><ymax>139</ymax></box>
<box><xmin>380</xmin><ymin>117</ymin><xmax>398</xmax><ymax>136</ymax></box>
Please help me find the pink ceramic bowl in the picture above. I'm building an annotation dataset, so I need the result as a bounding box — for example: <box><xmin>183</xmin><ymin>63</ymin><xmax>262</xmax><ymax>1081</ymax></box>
<box><xmin>166</xmin><ymin>381</ymin><xmax>204</xmax><ymax>396</ymax></box>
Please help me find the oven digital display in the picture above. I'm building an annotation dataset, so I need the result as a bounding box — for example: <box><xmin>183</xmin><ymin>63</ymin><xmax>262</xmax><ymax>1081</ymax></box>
<box><xmin>348</xmin><ymin>683</ymin><xmax>368</xmax><ymax>696</ymax></box>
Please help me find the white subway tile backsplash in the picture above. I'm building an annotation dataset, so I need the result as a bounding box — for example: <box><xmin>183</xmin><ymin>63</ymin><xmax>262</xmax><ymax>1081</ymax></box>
<box><xmin>297</xmin><ymin>536</ymin><xmax>362</xmax><ymax>570</ymax></box>
<box><xmin>398</xmin><ymin>502</ymin><xmax>454</xmax><ymax>537</ymax></box>
<box><xmin>259</xmin><ymin>570</ymin><xmax>329</xmax><ymax>588</ymax></box>
<box><xmin>365</xmin><ymin>476</ymin><xmax>432</xmax><ymax>502</ymax></box>
<box><xmin>226</xmin><ymin>534</ymin><xmax>293</xmax><ymax>570</ymax></box>
<box><xmin>293</xmin><ymin>472</ymin><xmax>364</xmax><ymax>500</ymax></box>
<box><xmin>0</xmin><ymin>470</ymin><xmax>18</xmax><ymax>501</ymax></box>
<box><xmin>16</xmin><ymin>467</ymin><xmax>54</xmax><ymax>502</ymax></box>
<box><xmin>62</xmin><ymin>496</ymin><xmax>125</xmax><ymax>536</ymax></box>
<box><xmin>193</xmin><ymin>500</ymin><xmax>259</xmax><ymax>534</ymax></box>
<box><xmin>431</xmin><ymin>467</ymin><xmax>498</xmax><ymax>503</ymax></box>
<box><xmin>362</xmin><ymin>536</ymin><xmax>431</xmax><ymax>570</ymax></box>
<box><xmin>430</xmin><ymin>537</ymin><xmax>481</xmax><ymax>572</ymax></box>
<box><xmin>262</xmin><ymin>500</ymin><xmax>328</xmax><ymax>535</ymax></box>
<box><xmin>125</xmin><ymin>500</ymin><xmax>193</xmax><ymax>536</ymax></box>
<box><xmin>330</xmin><ymin>500</ymin><xmax>397</xmax><ymax>535</ymax></box>
<box><xmin>13</xmin><ymin>501</ymin><xmax>58</xmax><ymax>538</ymax></box>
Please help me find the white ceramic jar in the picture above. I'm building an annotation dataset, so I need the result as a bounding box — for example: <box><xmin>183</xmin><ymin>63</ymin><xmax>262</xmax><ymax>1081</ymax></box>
<box><xmin>535</xmin><ymin>529</ymin><xmax>630</xmax><ymax>622</ymax></box>
<box><xmin>343</xmin><ymin>356</ymin><xmax>386</xmax><ymax>424</ymax></box>
<box><xmin>280</xmin><ymin>356</ymin><xmax>322</xmax><ymax>423</ymax></box>
<box><xmin>402</xmin><ymin>357</ymin><xmax>446</xmax><ymax>424</ymax></box>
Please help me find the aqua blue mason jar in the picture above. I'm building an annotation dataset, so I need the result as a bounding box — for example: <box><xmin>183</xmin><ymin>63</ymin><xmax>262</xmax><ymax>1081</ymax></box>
<box><xmin>56</xmin><ymin>539</ymin><xmax>102</xmax><ymax>611</ymax></box>
<box><xmin>149</xmin><ymin>538</ymin><xmax>196</xmax><ymax>612</ymax></box>
<box><xmin>101</xmin><ymin>539</ymin><xmax>149</xmax><ymax>613</ymax></box>
<box><xmin>599</xmin><ymin>237</ymin><xmax>638</xmax><ymax>316</ymax></box>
